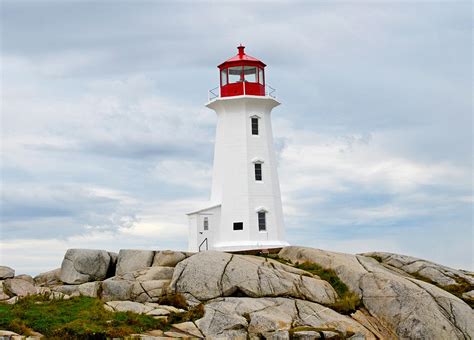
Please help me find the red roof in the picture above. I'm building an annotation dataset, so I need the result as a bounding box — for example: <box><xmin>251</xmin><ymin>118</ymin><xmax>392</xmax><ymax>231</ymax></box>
<box><xmin>218</xmin><ymin>45</ymin><xmax>266</xmax><ymax>68</ymax></box>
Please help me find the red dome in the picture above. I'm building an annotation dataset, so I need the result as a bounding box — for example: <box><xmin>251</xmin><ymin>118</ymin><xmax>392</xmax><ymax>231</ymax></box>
<box><xmin>218</xmin><ymin>45</ymin><xmax>266</xmax><ymax>97</ymax></box>
<box><xmin>218</xmin><ymin>45</ymin><xmax>266</xmax><ymax>69</ymax></box>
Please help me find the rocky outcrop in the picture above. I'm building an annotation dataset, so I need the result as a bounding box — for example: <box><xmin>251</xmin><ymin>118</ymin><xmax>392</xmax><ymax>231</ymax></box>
<box><xmin>34</xmin><ymin>268</ymin><xmax>61</xmax><ymax>286</ymax></box>
<box><xmin>3</xmin><ymin>278</ymin><xmax>37</xmax><ymax>297</ymax></box>
<box><xmin>153</xmin><ymin>250</ymin><xmax>187</xmax><ymax>267</ymax></box>
<box><xmin>116</xmin><ymin>249</ymin><xmax>155</xmax><ymax>276</ymax></box>
<box><xmin>3</xmin><ymin>246</ymin><xmax>473</xmax><ymax>340</ymax></box>
<box><xmin>0</xmin><ymin>266</ymin><xmax>14</xmax><ymax>279</ymax></box>
<box><xmin>279</xmin><ymin>246</ymin><xmax>474</xmax><ymax>340</ymax></box>
<box><xmin>102</xmin><ymin>276</ymin><xmax>133</xmax><ymax>301</ymax></box>
<box><xmin>104</xmin><ymin>300</ymin><xmax>184</xmax><ymax>315</ymax></box>
<box><xmin>102</xmin><ymin>266</ymin><xmax>173</xmax><ymax>302</ymax></box>
<box><xmin>14</xmin><ymin>275</ymin><xmax>34</xmax><ymax>284</ymax></box>
<box><xmin>51</xmin><ymin>281</ymin><xmax>101</xmax><ymax>298</ymax></box>
<box><xmin>196</xmin><ymin>297</ymin><xmax>374</xmax><ymax>339</ymax></box>
<box><xmin>362</xmin><ymin>251</ymin><xmax>474</xmax><ymax>287</ymax></box>
<box><xmin>170</xmin><ymin>251</ymin><xmax>337</xmax><ymax>305</ymax></box>
<box><xmin>60</xmin><ymin>249</ymin><xmax>114</xmax><ymax>284</ymax></box>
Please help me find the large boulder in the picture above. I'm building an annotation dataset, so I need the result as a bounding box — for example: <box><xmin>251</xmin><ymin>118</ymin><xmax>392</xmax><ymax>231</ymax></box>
<box><xmin>14</xmin><ymin>274</ymin><xmax>34</xmax><ymax>284</ymax></box>
<box><xmin>60</xmin><ymin>249</ymin><xmax>113</xmax><ymax>284</ymax></box>
<box><xmin>52</xmin><ymin>282</ymin><xmax>101</xmax><ymax>298</ymax></box>
<box><xmin>34</xmin><ymin>268</ymin><xmax>61</xmax><ymax>286</ymax></box>
<box><xmin>169</xmin><ymin>251</ymin><xmax>337</xmax><ymax>305</ymax></box>
<box><xmin>101</xmin><ymin>266</ymin><xmax>172</xmax><ymax>303</ymax></box>
<box><xmin>0</xmin><ymin>281</ymin><xmax>10</xmax><ymax>300</ymax></box>
<box><xmin>153</xmin><ymin>250</ymin><xmax>186</xmax><ymax>267</ymax></box>
<box><xmin>78</xmin><ymin>281</ymin><xmax>101</xmax><ymax>298</ymax></box>
<box><xmin>116</xmin><ymin>249</ymin><xmax>155</xmax><ymax>275</ymax></box>
<box><xmin>102</xmin><ymin>277</ymin><xmax>133</xmax><ymax>301</ymax></box>
<box><xmin>195</xmin><ymin>297</ymin><xmax>375</xmax><ymax>339</ymax></box>
<box><xmin>3</xmin><ymin>278</ymin><xmax>37</xmax><ymax>297</ymax></box>
<box><xmin>131</xmin><ymin>279</ymin><xmax>170</xmax><ymax>303</ymax></box>
<box><xmin>279</xmin><ymin>246</ymin><xmax>474</xmax><ymax>339</ymax></box>
<box><xmin>361</xmin><ymin>251</ymin><xmax>474</xmax><ymax>287</ymax></box>
<box><xmin>105</xmin><ymin>300</ymin><xmax>154</xmax><ymax>314</ymax></box>
<box><xmin>132</xmin><ymin>266</ymin><xmax>174</xmax><ymax>281</ymax></box>
<box><xmin>0</xmin><ymin>266</ymin><xmax>14</xmax><ymax>279</ymax></box>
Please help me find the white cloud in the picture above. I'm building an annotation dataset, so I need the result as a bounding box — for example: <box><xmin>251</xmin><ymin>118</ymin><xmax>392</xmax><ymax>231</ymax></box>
<box><xmin>1</xmin><ymin>2</ymin><xmax>471</xmax><ymax>274</ymax></box>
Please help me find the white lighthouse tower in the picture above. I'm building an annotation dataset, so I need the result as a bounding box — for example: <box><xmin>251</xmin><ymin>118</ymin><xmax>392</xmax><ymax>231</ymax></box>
<box><xmin>188</xmin><ymin>45</ymin><xmax>289</xmax><ymax>252</ymax></box>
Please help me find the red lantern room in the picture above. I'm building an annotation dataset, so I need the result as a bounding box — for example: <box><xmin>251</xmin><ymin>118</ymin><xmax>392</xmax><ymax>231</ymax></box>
<box><xmin>218</xmin><ymin>45</ymin><xmax>266</xmax><ymax>97</ymax></box>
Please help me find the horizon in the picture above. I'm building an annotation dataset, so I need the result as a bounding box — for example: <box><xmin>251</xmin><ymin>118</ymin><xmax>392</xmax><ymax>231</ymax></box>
<box><xmin>1</xmin><ymin>1</ymin><xmax>472</xmax><ymax>275</ymax></box>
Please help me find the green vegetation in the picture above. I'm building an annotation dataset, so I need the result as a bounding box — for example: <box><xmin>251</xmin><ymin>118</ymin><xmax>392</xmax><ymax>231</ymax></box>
<box><xmin>294</xmin><ymin>261</ymin><xmax>361</xmax><ymax>314</ymax></box>
<box><xmin>0</xmin><ymin>295</ymin><xmax>204</xmax><ymax>339</ymax></box>
<box><xmin>367</xmin><ymin>254</ymin><xmax>474</xmax><ymax>308</ymax></box>
<box><xmin>258</xmin><ymin>253</ymin><xmax>362</xmax><ymax>314</ymax></box>
<box><xmin>167</xmin><ymin>303</ymin><xmax>204</xmax><ymax>325</ymax></box>
<box><xmin>158</xmin><ymin>293</ymin><xmax>188</xmax><ymax>310</ymax></box>
<box><xmin>368</xmin><ymin>255</ymin><xmax>383</xmax><ymax>263</ymax></box>
<box><xmin>415</xmin><ymin>275</ymin><xmax>474</xmax><ymax>309</ymax></box>
<box><xmin>288</xmin><ymin>325</ymin><xmax>353</xmax><ymax>339</ymax></box>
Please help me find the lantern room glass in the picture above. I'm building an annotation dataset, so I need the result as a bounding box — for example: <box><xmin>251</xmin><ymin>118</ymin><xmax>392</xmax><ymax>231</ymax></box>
<box><xmin>228</xmin><ymin>66</ymin><xmax>242</xmax><ymax>83</ymax></box>
<box><xmin>243</xmin><ymin>66</ymin><xmax>257</xmax><ymax>82</ymax></box>
<box><xmin>221</xmin><ymin>69</ymin><xmax>228</xmax><ymax>86</ymax></box>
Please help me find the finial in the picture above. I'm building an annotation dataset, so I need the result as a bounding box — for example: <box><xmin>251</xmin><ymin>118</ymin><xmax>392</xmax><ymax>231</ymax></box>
<box><xmin>237</xmin><ymin>44</ymin><xmax>245</xmax><ymax>57</ymax></box>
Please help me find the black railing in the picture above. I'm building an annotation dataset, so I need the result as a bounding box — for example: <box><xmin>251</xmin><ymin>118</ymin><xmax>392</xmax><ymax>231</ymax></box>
<box><xmin>199</xmin><ymin>238</ymin><xmax>208</xmax><ymax>252</ymax></box>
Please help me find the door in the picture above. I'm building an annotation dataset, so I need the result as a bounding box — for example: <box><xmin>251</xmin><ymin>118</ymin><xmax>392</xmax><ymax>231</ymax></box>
<box><xmin>198</xmin><ymin>215</ymin><xmax>210</xmax><ymax>251</ymax></box>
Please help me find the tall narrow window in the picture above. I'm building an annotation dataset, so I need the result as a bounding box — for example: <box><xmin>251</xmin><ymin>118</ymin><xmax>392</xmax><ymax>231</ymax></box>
<box><xmin>258</xmin><ymin>212</ymin><xmax>266</xmax><ymax>231</ymax></box>
<box><xmin>203</xmin><ymin>217</ymin><xmax>209</xmax><ymax>231</ymax></box>
<box><xmin>251</xmin><ymin>117</ymin><xmax>259</xmax><ymax>135</ymax></box>
<box><xmin>243</xmin><ymin>66</ymin><xmax>257</xmax><ymax>82</ymax></box>
<box><xmin>254</xmin><ymin>163</ymin><xmax>262</xmax><ymax>181</ymax></box>
<box><xmin>221</xmin><ymin>69</ymin><xmax>228</xmax><ymax>86</ymax></box>
<box><xmin>258</xmin><ymin>68</ymin><xmax>264</xmax><ymax>85</ymax></box>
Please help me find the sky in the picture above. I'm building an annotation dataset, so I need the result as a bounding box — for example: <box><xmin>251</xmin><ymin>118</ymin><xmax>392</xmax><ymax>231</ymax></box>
<box><xmin>1</xmin><ymin>1</ymin><xmax>472</xmax><ymax>275</ymax></box>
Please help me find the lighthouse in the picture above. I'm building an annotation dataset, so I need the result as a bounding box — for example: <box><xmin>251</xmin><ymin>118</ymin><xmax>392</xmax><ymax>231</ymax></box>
<box><xmin>188</xmin><ymin>45</ymin><xmax>289</xmax><ymax>252</ymax></box>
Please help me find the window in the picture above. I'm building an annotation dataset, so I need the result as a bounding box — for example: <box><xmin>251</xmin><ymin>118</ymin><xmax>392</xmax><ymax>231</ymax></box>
<box><xmin>243</xmin><ymin>66</ymin><xmax>257</xmax><ymax>82</ymax></box>
<box><xmin>254</xmin><ymin>163</ymin><xmax>262</xmax><ymax>181</ymax></box>
<box><xmin>203</xmin><ymin>217</ymin><xmax>209</xmax><ymax>231</ymax></box>
<box><xmin>251</xmin><ymin>117</ymin><xmax>259</xmax><ymax>135</ymax></box>
<box><xmin>258</xmin><ymin>68</ymin><xmax>264</xmax><ymax>85</ymax></box>
<box><xmin>233</xmin><ymin>222</ymin><xmax>243</xmax><ymax>230</ymax></box>
<box><xmin>258</xmin><ymin>212</ymin><xmax>266</xmax><ymax>231</ymax></box>
<box><xmin>228</xmin><ymin>66</ymin><xmax>242</xmax><ymax>83</ymax></box>
<box><xmin>221</xmin><ymin>69</ymin><xmax>228</xmax><ymax>86</ymax></box>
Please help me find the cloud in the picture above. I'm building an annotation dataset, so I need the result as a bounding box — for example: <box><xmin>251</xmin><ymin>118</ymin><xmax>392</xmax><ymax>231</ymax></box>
<box><xmin>1</xmin><ymin>1</ymin><xmax>471</xmax><ymax>274</ymax></box>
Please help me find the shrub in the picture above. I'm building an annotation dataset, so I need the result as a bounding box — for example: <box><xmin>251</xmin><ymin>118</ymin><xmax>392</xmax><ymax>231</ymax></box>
<box><xmin>158</xmin><ymin>293</ymin><xmax>188</xmax><ymax>309</ymax></box>
<box><xmin>167</xmin><ymin>304</ymin><xmax>205</xmax><ymax>325</ymax></box>
<box><xmin>294</xmin><ymin>261</ymin><xmax>362</xmax><ymax>314</ymax></box>
<box><xmin>294</xmin><ymin>261</ymin><xmax>349</xmax><ymax>297</ymax></box>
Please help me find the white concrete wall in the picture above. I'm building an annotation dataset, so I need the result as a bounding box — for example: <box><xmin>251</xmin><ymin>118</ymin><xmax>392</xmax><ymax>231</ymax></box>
<box><xmin>206</xmin><ymin>95</ymin><xmax>289</xmax><ymax>251</ymax></box>
<box><xmin>187</xmin><ymin>205</ymin><xmax>221</xmax><ymax>251</ymax></box>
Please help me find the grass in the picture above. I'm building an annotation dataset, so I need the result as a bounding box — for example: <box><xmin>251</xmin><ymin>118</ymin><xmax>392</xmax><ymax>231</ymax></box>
<box><xmin>167</xmin><ymin>303</ymin><xmax>205</xmax><ymax>325</ymax></box>
<box><xmin>436</xmin><ymin>277</ymin><xmax>473</xmax><ymax>308</ymax></box>
<box><xmin>0</xmin><ymin>295</ymin><xmax>204</xmax><ymax>339</ymax></box>
<box><xmin>367</xmin><ymin>254</ymin><xmax>474</xmax><ymax>309</ymax></box>
<box><xmin>258</xmin><ymin>253</ymin><xmax>362</xmax><ymax>315</ymax></box>
<box><xmin>288</xmin><ymin>325</ymin><xmax>353</xmax><ymax>339</ymax></box>
<box><xmin>158</xmin><ymin>293</ymin><xmax>188</xmax><ymax>310</ymax></box>
<box><xmin>293</xmin><ymin>261</ymin><xmax>362</xmax><ymax>314</ymax></box>
<box><xmin>368</xmin><ymin>255</ymin><xmax>384</xmax><ymax>263</ymax></box>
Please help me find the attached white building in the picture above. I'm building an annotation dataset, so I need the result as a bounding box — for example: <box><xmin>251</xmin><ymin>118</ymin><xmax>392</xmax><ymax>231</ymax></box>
<box><xmin>188</xmin><ymin>46</ymin><xmax>289</xmax><ymax>252</ymax></box>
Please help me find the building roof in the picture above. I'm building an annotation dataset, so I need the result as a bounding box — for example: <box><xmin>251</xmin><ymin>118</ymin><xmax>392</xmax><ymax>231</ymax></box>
<box><xmin>187</xmin><ymin>203</ymin><xmax>221</xmax><ymax>215</ymax></box>
<box><xmin>218</xmin><ymin>45</ymin><xmax>266</xmax><ymax>68</ymax></box>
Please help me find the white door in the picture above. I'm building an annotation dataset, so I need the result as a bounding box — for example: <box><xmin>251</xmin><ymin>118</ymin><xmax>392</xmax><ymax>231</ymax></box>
<box><xmin>198</xmin><ymin>215</ymin><xmax>210</xmax><ymax>251</ymax></box>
